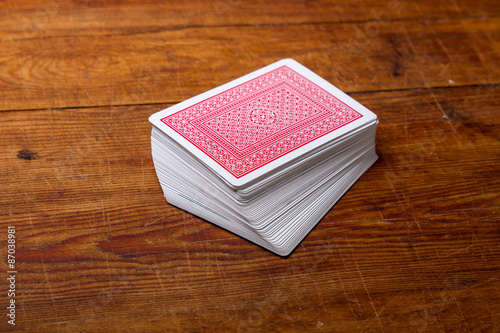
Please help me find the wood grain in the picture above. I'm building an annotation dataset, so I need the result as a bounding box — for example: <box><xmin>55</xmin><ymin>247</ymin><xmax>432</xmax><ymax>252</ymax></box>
<box><xmin>1</xmin><ymin>85</ymin><xmax>499</xmax><ymax>332</ymax></box>
<box><xmin>0</xmin><ymin>18</ymin><xmax>499</xmax><ymax>111</ymax></box>
<box><xmin>0</xmin><ymin>1</ymin><xmax>499</xmax><ymax>332</ymax></box>
<box><xmin>2</xmin><ymin>0</ymin><xmax>499</xmax><ymax>40</ymax></box>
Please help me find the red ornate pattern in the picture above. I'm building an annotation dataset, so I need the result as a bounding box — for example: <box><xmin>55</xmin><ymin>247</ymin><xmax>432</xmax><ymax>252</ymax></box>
<box><xmin>162</xmin><ymin>66</ymin><xmax>362</xmax><ymax>178</ymax></box>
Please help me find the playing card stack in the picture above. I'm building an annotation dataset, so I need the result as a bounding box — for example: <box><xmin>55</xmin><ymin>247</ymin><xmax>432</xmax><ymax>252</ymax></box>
<box><xmin>149</xmin><ymin>59</ymin><xmax>378</xmax><ymax>256</ymax></box>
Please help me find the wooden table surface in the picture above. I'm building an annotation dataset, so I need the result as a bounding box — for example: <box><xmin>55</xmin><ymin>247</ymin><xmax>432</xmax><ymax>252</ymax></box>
<box><xmin>1</xmin><ymin>1</ymin><xmax>499</xmax><ymax>332</ymax></box>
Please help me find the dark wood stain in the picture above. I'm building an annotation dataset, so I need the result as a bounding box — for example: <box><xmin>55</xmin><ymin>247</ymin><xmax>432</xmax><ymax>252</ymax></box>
<box><xmin>17</xmin><ymin>149</ymin><xmax>37</xmax><ymax>160</ymax></box>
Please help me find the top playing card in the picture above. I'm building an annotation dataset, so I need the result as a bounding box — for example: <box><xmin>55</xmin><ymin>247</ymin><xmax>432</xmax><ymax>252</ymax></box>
<box><xmin>150</xmin><ymin>59</ymin><xmax>377</xmax><ymax>187</ymax></box>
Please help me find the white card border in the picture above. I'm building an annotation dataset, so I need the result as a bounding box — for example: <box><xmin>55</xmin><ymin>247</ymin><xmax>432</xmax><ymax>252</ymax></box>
<box><xmin>149</xmin><ymin>58</ymin><xmax>377</xmax><ymax>188</ymax></box>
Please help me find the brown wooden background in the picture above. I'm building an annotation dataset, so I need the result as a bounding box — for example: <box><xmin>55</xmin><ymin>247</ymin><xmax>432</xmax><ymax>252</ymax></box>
<box><xmin>1</xmin><ymin>0</ymin><xmax>499</xmax><ymax>332</ymax></box>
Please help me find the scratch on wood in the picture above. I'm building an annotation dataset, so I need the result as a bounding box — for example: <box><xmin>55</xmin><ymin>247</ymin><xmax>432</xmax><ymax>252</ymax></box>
<box><xmin>338</xmin><ymin>266</ymin><xmax>361</xmax><ymax>326</ymax></box>
<box><xmin>453</xmin><ymin>295</ymin><xmax>472</xmax><ymax>333</ymax></box>
<box><xmin>368</xmin><ymin>188</ymin><xmax>385</xmax><ymax>221</ymax></box>
<box><xmin>215</xmin><ymin>257</ymin><xmax>224</xmax><ymax>282</ymax></box>
<box><xmin>144</xmin><ymin>215</ymin><xmax>166</xmax><ymax>227</ymax></box>
<box><xmin>351</xmin><ymin>249</ymin><xmax>385</xmax><ymax>332</ymax></box>
<box><xmin>153</xmin><ymin>259</ymin><xmax>167</xmax><ymax>297</ymax></box>
<box><xmin>429</xmin><ymin>91</ymin><xmax>460</xmax><ymax>139</ymax></box>
<box><xmin>41</xmin><ymin>258</ymin><xmax>57</xmax><ymax>309</ymax></box>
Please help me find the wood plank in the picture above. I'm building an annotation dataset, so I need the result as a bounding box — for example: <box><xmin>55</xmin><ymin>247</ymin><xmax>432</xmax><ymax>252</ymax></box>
<box><xmin>1</xmin><ymin>85</ymin><xmax>499</xmax><ymax>331</ymax></box>
<box><xmin>2</xmin><ymin>0</ymin><xmax>500</xmax><ymax>41</ymax></box>
<box><xmin>1</xmin><ymin>17</ymin><xmax>499</xmax><ymax>112</ymax></box>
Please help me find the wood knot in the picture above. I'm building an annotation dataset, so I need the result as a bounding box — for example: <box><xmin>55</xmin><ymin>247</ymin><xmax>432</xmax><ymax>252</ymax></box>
<box><xmin>17</xmin><ymin>149</ymin><xmax>37</xmax><ymax>160</ymax></box>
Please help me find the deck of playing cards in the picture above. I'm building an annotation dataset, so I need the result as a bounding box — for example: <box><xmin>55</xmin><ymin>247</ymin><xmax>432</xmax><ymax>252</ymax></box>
<box><xmin>149</xmin><ymin>59</ymin><xmax>378</xmax><ymax>256</ymax></box>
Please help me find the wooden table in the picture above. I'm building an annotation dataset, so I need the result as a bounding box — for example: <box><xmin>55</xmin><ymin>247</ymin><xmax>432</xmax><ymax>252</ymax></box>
<box><xmin>1</xmin><ymin>1</ymin><xmax>499</xmax><ymax>332</ymax></box>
